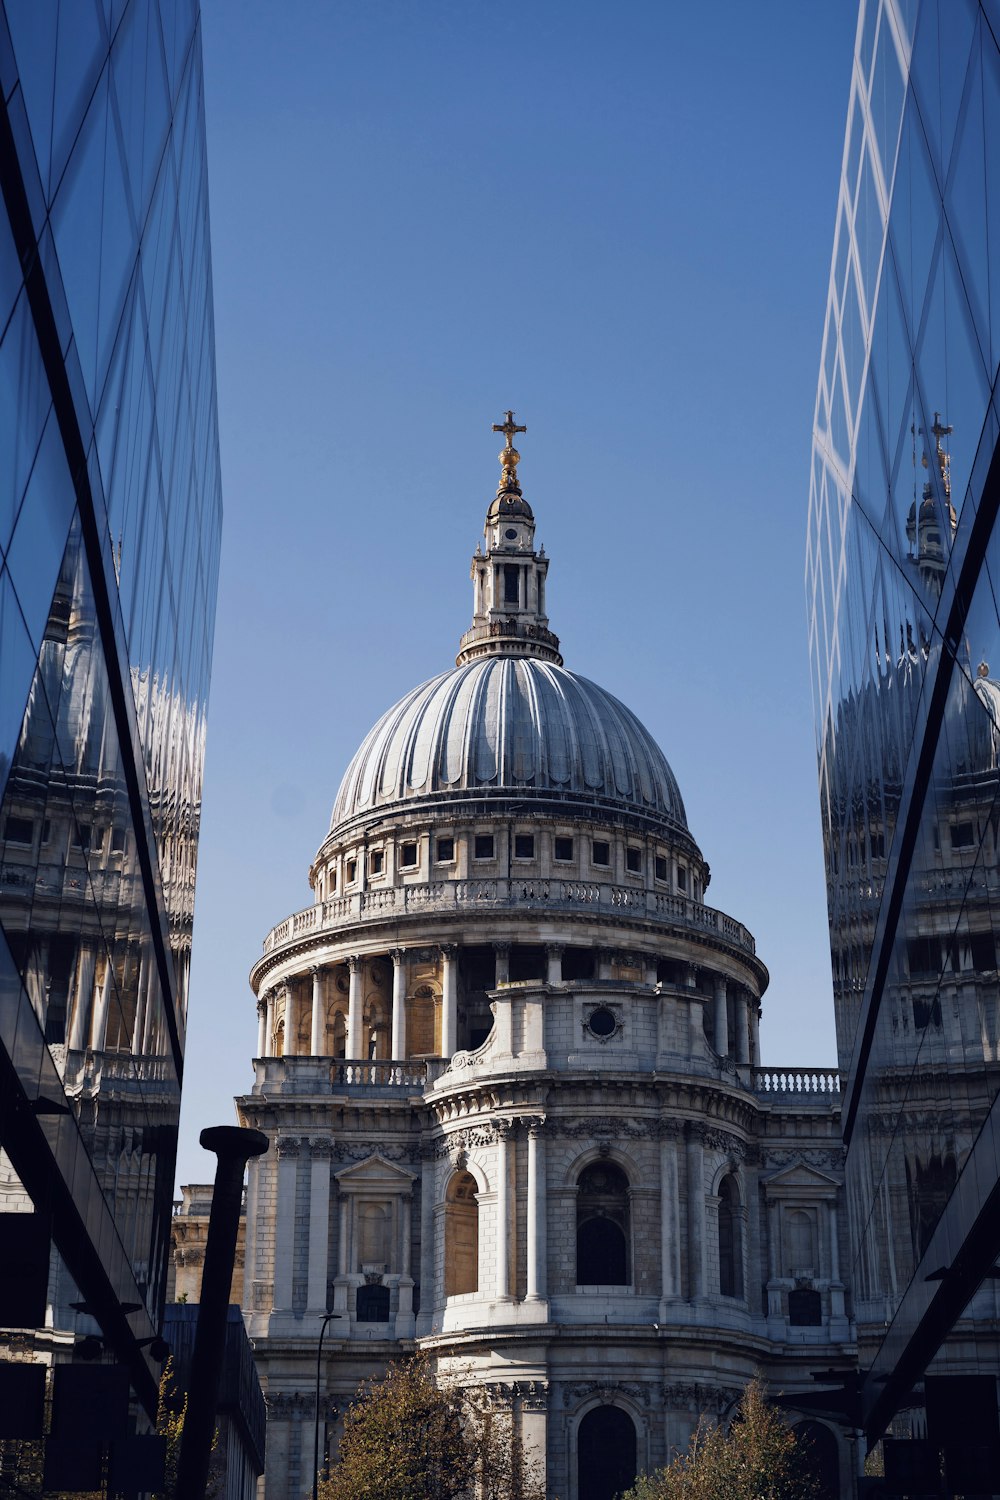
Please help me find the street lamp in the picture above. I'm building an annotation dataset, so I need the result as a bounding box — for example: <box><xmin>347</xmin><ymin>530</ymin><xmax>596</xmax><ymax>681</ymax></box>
<box><xmin>313</xmin><ymin>1310</ymin><xmax>343</xmax><ymax>1500</ymax></box>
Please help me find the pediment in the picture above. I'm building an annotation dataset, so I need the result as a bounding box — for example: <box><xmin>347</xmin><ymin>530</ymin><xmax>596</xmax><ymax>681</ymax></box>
<box><xmin>762</xmin><ymin>1160</ymin><xmax>840</xmax><ymax>1194</ymax></box>
<box><xmin>334</xmin><ymin>1153</ymin><xmax>416</xmax><ymax>1188</ymax></box>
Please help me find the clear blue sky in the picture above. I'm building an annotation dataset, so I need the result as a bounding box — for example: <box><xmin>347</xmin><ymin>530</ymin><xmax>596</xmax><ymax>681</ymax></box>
<box><xmin>175</xmin><ymin>2</ymin><xmax>858</xmax><ymax>1188</ymax></box>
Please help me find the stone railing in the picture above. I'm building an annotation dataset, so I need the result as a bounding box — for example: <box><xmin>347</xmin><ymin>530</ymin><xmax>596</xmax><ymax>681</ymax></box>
<box><xmin>253</xmin><ymin>1055</ymin><xmax>440</xmax><ymax>1095</ymax></box>
<box><xmin>261</xmin><ymin>879</ymin><xmax>756</xmax><ymax>957</ymax></box>
<box><xmin>752</xmin><ymin>1067</ymin><xmax>841</xmax><ymax>1097</ymax></box>
<box><xmin>331</xmin><ymin>1059</ymin><xmax>428</xmax><ymax>1089</ymax></box>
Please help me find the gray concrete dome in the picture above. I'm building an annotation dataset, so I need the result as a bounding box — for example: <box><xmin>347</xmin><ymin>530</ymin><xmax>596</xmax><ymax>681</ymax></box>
<box><xmin>329</xmin><ymin>655</ymin><xmax>688</xmax><ymax>836</ymax></box>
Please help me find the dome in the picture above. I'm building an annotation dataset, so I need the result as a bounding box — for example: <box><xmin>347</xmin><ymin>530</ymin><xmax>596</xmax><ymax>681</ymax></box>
<box><xmin>329</xmin><ymin>656</ymin><xmax>688</xmax><ymax>836</ymax></box>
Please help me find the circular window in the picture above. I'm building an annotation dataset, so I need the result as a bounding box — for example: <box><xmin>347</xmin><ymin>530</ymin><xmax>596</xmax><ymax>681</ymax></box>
<box><xmin>504</xmin><ymin>527</ymin><xmax>518</xmax><ymax>540</ymax></box>
<box><xmin>588</xmin><ymin>1006</ymin><xmax>617</xmax><ymax>1038</ymax></box>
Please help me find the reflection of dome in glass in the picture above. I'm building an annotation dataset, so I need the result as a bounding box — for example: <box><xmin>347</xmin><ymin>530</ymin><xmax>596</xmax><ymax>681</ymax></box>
<box><xmin>329</xmin><ymin>657</ymin><xmax>687</xmax><ymax>834</ymax></box>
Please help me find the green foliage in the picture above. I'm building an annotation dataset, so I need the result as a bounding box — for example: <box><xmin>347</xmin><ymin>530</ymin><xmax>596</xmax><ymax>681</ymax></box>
<box><xmin>317</xmin><ymin>1355</ymin><xmax>547</xmax><ymax>1500</ymax></box>
<box><xmin>318</xmin><ymin>1356</ymin><xmax>467</xmax><ymax>1500</ymax></box>
<box><xmin>619</xmin><ymin>1378</ymin><xmax>823</xmax><ymax>1500</ymax></box>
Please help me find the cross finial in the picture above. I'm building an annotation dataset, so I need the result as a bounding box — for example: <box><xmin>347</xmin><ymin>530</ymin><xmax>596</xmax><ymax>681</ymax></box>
<box><xmin>492</xmin><ymin>410</ymin><xmax>526</xmax><ymax>450</ymax></box>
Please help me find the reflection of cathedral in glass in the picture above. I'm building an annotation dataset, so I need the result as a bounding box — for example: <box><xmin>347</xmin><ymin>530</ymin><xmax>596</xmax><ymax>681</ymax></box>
<box><xmin>238</xmin><ymin>422</ymin><xmax>854</xmax><ymax>1500</ymax></box>
<box><xmin>808</xmin><ymin>0</ymin><xmax>1000</xmax><ymax>1453</ymax></box>
<box><xmin>0</xmin><ymin>0</ymin><xmax>222</xmax><ymax>1435</ymax></box>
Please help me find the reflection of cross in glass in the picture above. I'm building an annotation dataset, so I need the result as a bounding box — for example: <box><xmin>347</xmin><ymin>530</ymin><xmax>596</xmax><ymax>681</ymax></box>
<box><xmin>492</xmin><ymin>410</ymin><xmax>526</xmax><ymax>451</ymax></box>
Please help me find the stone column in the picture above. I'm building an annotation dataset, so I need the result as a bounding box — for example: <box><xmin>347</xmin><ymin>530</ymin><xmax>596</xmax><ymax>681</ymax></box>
<box><xmin>132</xmin><ymin>952</ymin><xmax>150</xmax><ymax>1055</ymax></box>
<box><xmin>284</xmin><ymin>980</ymin><xmax>300</xmax><ymax>1057</ymax></box>
<box><xmin>713</xmin><ymin>976</ymin><xmax>729</xmax><ymax>1058</ymax></box>
<box><xmin>265</xmin><ymin>990</ymin><xmax>276</xmax><ymax>1056</ymax></box>
<box><xmin>659</xmin><ymin>1128</ymin><xmax>681</xmax><ymax>1300</ymax></box>
<box><xmin>493</xmin><ymin>942</ymin><xmax>510</xmax><ymax>986</ymax></box>
<box><xmin>68</xmin><ymin>943</ymin><xmax>96</xmax><ymax>1051</ymax></box>
<box><xmin>750</xmin><ymin>1000</ymin><xmax>761</xmax><ymax>1065</ymax></box>
<box><xmin>401</xmin><ymin>1194</ymin><xmax>412</xmax><ymax>1278</ymax></box>
<box><xmin>256</xmin><ymin>999</ymin><xmax>267</xmax><ymax>1059</ymax></box>
<box><xmin>417</xmin><ymin>1149</ymin><xmax>435</xmax><ymax>1334</ymax></box>
<box><xmin>273</xmin><ymin>1140</ymin><xmax>298</xmax><ymax>1311</ymax></box>
<box><xmin>685</xmin><ymin>965</ymin><xmax>701</xmax><ymax>1057</ymax></box>
<box><xmin>91</xmin><ymin>963</ymin><xmax>112</xmax><ymax>1052</ymax></box>
<box><xmin>734</xmin><ymin>987</ymin><xmax>750</xmax><ymax>1065</ymax></box>
<box><xmin>346</xmin><ymin>956</ymin><xmax>362</xmax><ymax>1058</ymax></box>
<box><xmin>685</xmin><ymin>1126</ymin><xmax>704</xmax><ymax>1300</ymax></box>
<box><xmin>441</xmin><ymin>945</ymin><xmax>458</xmax><ymax>1056</ymax></box>
<box><xmin>338</xmin><ymin>1193</ymin><xmax>350</xmax><ymax>1278</ymax></box>
<box><xmin>390</xmin><ymin>949</ymin><xmax>407</xmax><ymax>1058</ymax></box>
<box><xmin>495</xmin><ymin>1123</ymin><xmax>511</xmax><ymax>1300</ymax></box>
<box><xmin>526</xmin><ymin>1119</ymin><xmax>547</xmax><ymax>1300</ymax></box>
<box><xmin>546</xmin><ymin>944</ymin><xmax>563</xmax><ymax>986</ymax></box>
<box><xmin>310</xmin><ymin>967</ymin><xmax>325</xmax><ymax>1055</ymax></box>
<box><xmin>307</xmin><ymin>1141</ymin><xmax>331</xmax><ymax>1310</ymax></box>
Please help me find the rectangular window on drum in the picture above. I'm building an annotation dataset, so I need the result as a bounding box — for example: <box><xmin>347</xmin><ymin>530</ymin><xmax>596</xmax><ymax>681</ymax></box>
<box><xmin>504</xmin><ymin>565</ymin><xmax>519</xmax><ymax>604</ymax></box>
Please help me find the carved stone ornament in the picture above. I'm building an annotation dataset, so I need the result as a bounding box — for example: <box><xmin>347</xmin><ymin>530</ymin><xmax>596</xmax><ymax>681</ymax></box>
<box><xmin>310</xmin><ymin>1138</ymin><xmax>333</xmax><ymax>1158</ymax></box>
<box><xmin>434</xmin><ymin>1125</ymin><xmax>500</xmax><ymax>1157</ymax></box>
<box><xmin>267</xmin><ymin>1390</ymin><xmax>315</xmax><ymax>1419</ymax></box>
<box><xmin>564</xmin><ymin>1380</ymin><xmax>651</xmax><ymax>1409</ymax></box>
<box><xmin>662</xmin><ymin>1382</ymin><xmax>738</xmax><ymax>1414</ymax></box>
<box><xmin>276</xmin><ymin>1136</ymin><xmax>304</xmax><ymax>1158</ymax></box>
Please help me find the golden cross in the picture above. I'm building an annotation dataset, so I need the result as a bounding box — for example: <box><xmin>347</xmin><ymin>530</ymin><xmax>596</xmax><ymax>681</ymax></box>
<box><xmin>492</xmin><ymin>410</ymin><xmax>526</xmax><ymax>450</ymax></box>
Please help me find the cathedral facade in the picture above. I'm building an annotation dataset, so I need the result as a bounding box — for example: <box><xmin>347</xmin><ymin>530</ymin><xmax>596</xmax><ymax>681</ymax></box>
<box><xmin>237</xmin><ymin>420</ymin><xmax>854</xmax><ymax>1500</ymax></box>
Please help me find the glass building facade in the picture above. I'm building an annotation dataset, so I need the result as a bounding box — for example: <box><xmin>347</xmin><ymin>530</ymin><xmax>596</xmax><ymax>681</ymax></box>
<box><xmin>0</xmin><ymin>0</ymin><xmax>221</xmax><ymax>1426</ymax></box>
<box><xmin>808</xmin><ymin>0</ymin><xmax>1000</xmax><ymax>1442</ymax></box>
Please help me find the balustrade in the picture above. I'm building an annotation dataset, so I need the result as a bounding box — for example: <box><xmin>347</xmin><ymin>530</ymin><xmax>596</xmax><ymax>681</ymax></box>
<box><xmin>260</xmin><ymin>878</ymin><xmax>757</xmax><ymax>955</ymax></box>
<box><xmin>753</xmin><ymin>1067</ymin><xmax>840</xmax><ymax>1096</ymax></box>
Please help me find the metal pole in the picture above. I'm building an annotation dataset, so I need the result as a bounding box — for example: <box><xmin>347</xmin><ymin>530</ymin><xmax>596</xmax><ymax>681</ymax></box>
<box><xmin>313</xmin><ymin>1311</ymin><xmax>343</xmax><ymax>1500</ymax></box>
<box><xmin>175</xmin><ymin>1125</ymin><xmax>268</xmax><ymax>1499</ymax></box>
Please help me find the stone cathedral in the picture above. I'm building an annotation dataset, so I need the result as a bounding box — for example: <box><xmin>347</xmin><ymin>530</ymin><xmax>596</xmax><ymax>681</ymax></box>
<box><xmin>237</xmin><ymin>418</ymin><xmax>854</xmax><ymax>1500</ymax></box>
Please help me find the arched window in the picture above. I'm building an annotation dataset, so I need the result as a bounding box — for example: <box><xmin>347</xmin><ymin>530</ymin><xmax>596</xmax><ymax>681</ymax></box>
<box><xmin>576</xmin><ymin>1163</ymin><xmax>630</xmax><ymax>1286</ymax></box>
<box><xmin>578</xmin><ymin>1405</ymin><xmax>637</xmax><ymax>1500</ymax></box>
<box><xmin>718</xmin><ymin>1173</ymin><xmax>743</xmax><ymax>1298</ymax></box>
<box><xmin>331</xmin><ymin>1011</ymin><xmax>346</xmax><ymax>1059</ymax></box>
<box><xmin>273</xmin><ymin>1020</ymin><xmax>285</xmax><ymax>1058</ymax></box>
<box><xmin>444</xmin><ymin>1171</ymin><xmax>478</xmax><ymax>1295</ymax></box>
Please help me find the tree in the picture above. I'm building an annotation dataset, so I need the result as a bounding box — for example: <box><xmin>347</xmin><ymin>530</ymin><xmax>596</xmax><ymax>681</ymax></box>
<box><xmin>620</xmin><ymin>1378</ymin><xmax>822</xmax><ymax>1500</ymax></box>
<box><xmin>317</xmin><ymin>1355</ymin><xmax>547</xmax><ymax>1500</ymax></box>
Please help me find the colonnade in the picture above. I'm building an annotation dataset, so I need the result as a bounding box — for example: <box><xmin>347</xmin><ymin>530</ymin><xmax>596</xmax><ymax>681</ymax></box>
<box><xmin>63</xmin><ymin>939</ymin><xmax>162</xmax><ymax>1057</ymax></box>
<box><xmin>256</xmin><ymin>943</ymin><xmax>762</xmax><ymax>1066</ymax></box>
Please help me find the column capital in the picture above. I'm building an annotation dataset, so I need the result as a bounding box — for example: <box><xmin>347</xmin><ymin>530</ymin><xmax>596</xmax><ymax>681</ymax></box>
<box><xmin>257</xmin><ymin>998</ymin><xmax>266</xmax><ymax>1017</ymax></box>
<box><xmin>522</xmin><ymin>1115</ymin><xmax>548</xmax><ymax>1138</ymax></box>
<box><xmin>493</xmin><ymin>1117</ymin><xmax>515</xmax><ymax>1140</ymax></box>
<box><xmin>545</xmin><ymin>942</ymin><xmax>564</xmax><ymax>956</ymax></box>
<box><xmin>713</xmin><ymin>974</ymin><xmax>727</xmax><ymax>996</ymax></box>
<box><xmin>347</xmin><ymin>954</ymin><xmax>362</xmax><ymax>973</ymax></box>
<box><xmin>492</xmin><ymin>940</ymin><xmax>510</xmax><ymax>955</ymax></box>
<box><xmin>390</xmin><ymin>947</ymin><xmax>406</xmax><ymax>965</ymax></box>
<box><xmin>309</xmin><ymin>1137</ymin><xmax>333</xmax><ymax>1159</ymax></box>
<box><xmin>439</xmin><ymin>943</ymin><xmax>457</xmax><ymax>960</ymax></box>
<box><xmin>310</xmin><ymin>963</ymin><xmax>324</xmax><ymax>978</ymax></box>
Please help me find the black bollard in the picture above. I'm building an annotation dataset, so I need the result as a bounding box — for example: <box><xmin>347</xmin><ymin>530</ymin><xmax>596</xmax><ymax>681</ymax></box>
<box><xmin>175</xmin><ymin>1125</ymin><xmax>268</xmax><ymax>1499</ymax></box>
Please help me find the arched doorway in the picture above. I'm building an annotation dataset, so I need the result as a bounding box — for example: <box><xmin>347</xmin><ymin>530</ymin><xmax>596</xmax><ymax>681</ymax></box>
<box><xmin>578</xmin><ymin>1405</ymin><xmax>637</xmax><ymax>1500</ymax></box>
<box><xmin>792</xmin><ymin>1421</ymin><xmax>838</xmax><ymax>1500</ymax></box>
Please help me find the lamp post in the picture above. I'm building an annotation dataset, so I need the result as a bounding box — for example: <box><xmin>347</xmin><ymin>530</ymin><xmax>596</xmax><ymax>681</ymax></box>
<box><xmin>313</xmin><ymin>1310</ymin><xmax>343</xmax><ymax>1500</ymax></box>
